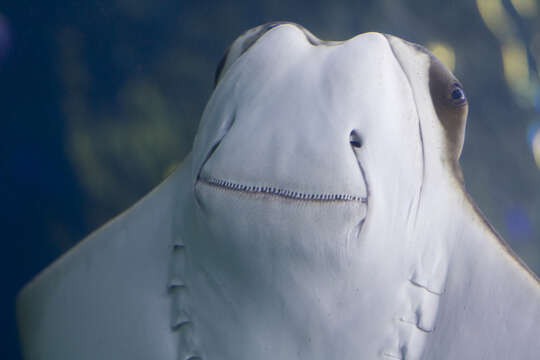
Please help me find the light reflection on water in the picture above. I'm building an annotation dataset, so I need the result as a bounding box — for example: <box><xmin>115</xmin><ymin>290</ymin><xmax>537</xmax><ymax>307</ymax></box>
<box><xmin>476</xmin><ymin>0</ymin><xmax>540</xmax><ymax>170</ymax></box>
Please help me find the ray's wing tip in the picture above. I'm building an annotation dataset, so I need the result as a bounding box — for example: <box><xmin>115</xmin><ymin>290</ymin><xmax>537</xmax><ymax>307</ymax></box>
<box><xmin>16</xmin><ymin>154</ymin><xmax>193</xmax><ymax>311</ymax></box>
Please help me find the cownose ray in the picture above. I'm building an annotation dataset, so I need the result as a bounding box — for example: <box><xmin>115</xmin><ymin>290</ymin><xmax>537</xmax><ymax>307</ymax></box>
<box><xmin>17</xmin><ymin>22</ymin><xmax>540</xmax><ymax>360</ymax></box>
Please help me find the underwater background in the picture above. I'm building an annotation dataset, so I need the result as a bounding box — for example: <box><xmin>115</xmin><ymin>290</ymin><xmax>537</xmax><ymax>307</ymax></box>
<box><xmin>2</xmin><ymin>0</ymin><xmax>540</xmax><ymax>358</ymax></box>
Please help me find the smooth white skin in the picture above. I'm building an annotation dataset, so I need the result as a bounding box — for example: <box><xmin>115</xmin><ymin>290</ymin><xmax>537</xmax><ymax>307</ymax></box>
<box><xmin>17</xmin><ymin>24</ymin><xmax>540</xmax><ymax>360</ymax></box>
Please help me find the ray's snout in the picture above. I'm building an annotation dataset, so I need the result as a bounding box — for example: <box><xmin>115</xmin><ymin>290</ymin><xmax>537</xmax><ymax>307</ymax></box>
<box><xmin>193</xmin><ymin>28</ymin><xmax>415</xmax><ymax>205</ymax></box>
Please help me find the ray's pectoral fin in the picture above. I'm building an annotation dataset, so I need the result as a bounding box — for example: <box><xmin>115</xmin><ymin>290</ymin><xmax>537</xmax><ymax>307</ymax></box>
<box><xmin>421</xmin><ymin>200</ymin><xmax>540</xmax><ymax>358</ymax></box>
<box><xmin>16</xmin><ymin>156</ymin><xmax>195</xmax><ymax>360</ymax></box>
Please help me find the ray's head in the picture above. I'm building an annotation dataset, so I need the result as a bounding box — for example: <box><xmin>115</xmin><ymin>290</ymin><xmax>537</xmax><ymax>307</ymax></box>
<box><xmin>193</xmin><ymin>22</ymin><xmax>469</xmax><ymax>208</ymax></box>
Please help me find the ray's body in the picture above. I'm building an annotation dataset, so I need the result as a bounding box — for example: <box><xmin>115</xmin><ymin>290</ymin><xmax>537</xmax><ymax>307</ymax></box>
<box><xmin>17</xmin><ymin>23</ymin><xmax>540</xmax><ymax>360</ymax></box>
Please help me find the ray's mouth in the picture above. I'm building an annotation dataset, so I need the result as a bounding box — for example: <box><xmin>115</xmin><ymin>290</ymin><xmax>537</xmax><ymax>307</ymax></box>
<box><xmin>197</xmin><ymin>175</ymin><xmax>368</xmax><ymax>203</ymax></box>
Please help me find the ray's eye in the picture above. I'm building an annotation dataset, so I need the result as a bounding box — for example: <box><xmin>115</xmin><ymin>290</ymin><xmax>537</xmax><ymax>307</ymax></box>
<box><xmin>450</xmin><ymin>83</ymin><xmax>467</xmax><ymax>106</ymax></box>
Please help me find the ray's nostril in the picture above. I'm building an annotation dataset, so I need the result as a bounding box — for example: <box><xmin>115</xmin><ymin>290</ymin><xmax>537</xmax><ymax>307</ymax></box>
<box><xmin>350</xmin><ymin>130</ymin><xmax>363</xmax><ymax>148</ymax></box>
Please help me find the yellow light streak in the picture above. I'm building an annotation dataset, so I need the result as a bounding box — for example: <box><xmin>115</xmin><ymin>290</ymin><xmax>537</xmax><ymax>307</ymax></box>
<box><xmin>532</xmin><ymin>129</ymin><xmax>540</xmax><ymax>168</ymax></box>
<box><xmin>501</xmin><ymin>41</ymin><xmax>531</xmax><ymax>101</ymax></box>
<box><xmin>428</xmin><ymin>42</ymin><xmax>456</xmax><ymax>71</ymax></box>
<box><xmin>510</xmin><ymin>0</ymin><xmax>537</xmax><ymax>17</ymax></box>
<box><xmin>476</xmin><ymin>0</ymin><xmax>514</xmax><ymax>40</ymax></box>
